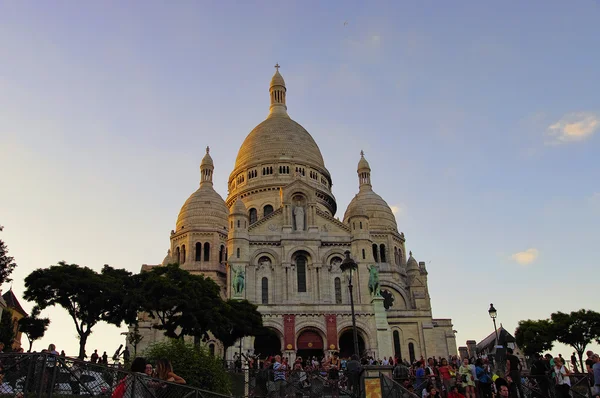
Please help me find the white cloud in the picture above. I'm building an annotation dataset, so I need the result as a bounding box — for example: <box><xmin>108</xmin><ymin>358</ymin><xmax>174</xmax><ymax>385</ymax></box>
<box><xmin>547</xmin><ymin>112</ymin><xmax>599</xmax><ymax>144</ymax></box>
<box><xmin>390</xmin><ymin>203</ymin><xmax>406</xmax><ymax>217</ymax></box>
<box><xmin>510</xmin><ymin>248</ymin><xmax>539</xmax><ymax>265</ymax></box>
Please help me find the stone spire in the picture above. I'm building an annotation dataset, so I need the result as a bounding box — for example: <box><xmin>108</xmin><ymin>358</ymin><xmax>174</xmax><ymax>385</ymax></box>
<box><xmin>200</xmin><ymin>146</ymin><xmax>214</xmax><ymax>186</ymax></box>
<box><xmin>268</xmin><ymin>63</ymin><xmax>289</xmax><ymax>118</ymax></box>
<box><xmin>357</xmin><ymin>150</ymin><xmax>372</xmax><ymax>191</ymax></box>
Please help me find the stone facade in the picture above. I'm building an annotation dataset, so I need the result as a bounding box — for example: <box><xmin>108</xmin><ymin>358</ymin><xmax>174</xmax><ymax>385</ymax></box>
<box><xmin>134</xmin><ymin>67</ymin><xmax>457</xmax><ymax>362</ymax></box>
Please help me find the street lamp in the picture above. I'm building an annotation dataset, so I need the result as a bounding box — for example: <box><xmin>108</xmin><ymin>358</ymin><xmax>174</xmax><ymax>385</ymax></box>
<box><xmin>340</xmin><ymin>250</ymin><xmax>359</xmax><ymax>357</ymax></box>
<box><xmin>488</xmin><ymin>303</ymin><xmax>499</xmax><ymax>348</ymax></box>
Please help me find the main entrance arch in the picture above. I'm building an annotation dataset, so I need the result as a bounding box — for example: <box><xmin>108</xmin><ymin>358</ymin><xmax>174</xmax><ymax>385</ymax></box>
<box><xmin>339</xmin><ymin>329</ymin><xmax>366</xmax><ymax>358</ymax></box>
<box><xmin>296</xmin><ymin>329</ymin><xmax>324</xmax><ymax>361</ymax></box>
<box><xmin>254</xmin><ymin>328</ymin><xmax>282</xmax><ymax>358</ymax></box>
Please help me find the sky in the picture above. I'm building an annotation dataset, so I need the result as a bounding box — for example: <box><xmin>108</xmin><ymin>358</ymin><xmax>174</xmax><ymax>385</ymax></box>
<box><xmin>1</xmin><ymin>1</ymin><xmax>599</xmax><ymax>360</ymax></box>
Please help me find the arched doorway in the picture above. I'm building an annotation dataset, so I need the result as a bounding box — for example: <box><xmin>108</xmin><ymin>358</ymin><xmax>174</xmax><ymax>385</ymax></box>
<box><xmin>339</xmin><ymin>329</ymin><xmax>366</xmax><ymax>358</ymax></box>
<box><xmin>254</xmin><ymin>329</ymin><xmax>281</xmax><ymax>358</ymax></box>
<box><xmin>296</xmin><ymin>329</ymin><xmax>324</xmax><ymax>361</ymax></box>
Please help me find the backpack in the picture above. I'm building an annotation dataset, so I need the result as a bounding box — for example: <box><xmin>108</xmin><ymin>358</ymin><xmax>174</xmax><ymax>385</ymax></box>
<box><xmin>111</xmin><ymin>377</ymin><xmax>127</xmax><ymax>398</ymax></box>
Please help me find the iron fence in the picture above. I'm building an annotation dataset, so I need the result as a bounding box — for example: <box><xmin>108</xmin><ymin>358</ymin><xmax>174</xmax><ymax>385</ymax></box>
<box><xmin>380</xmin><ymin>374</ymin><xmax>419</xmax><ymax>398</ymax></box>
<box><xmin>520</xmin><ymin>373</ymin><xmax>594</xmax><ymax>398</ymax></box>
<box><xmin>0</xmin><ymin>352</ymin><xmax>232</xmax><ymax>398</ymax></box>
<box><xmin>235</xmin><ymin>368</ymin><xmax>360</xmax><ymax>398</ymax></box>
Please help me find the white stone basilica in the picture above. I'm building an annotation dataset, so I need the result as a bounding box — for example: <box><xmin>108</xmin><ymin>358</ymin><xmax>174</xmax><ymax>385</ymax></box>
<box><xmin>135</xmin><ymin>67</ymin><xmax>457</xmax><ymax>362</ymax></box>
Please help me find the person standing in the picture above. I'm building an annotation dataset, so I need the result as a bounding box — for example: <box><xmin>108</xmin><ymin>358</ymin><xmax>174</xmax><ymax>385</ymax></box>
<box><xmin>506</xmin><ymin>348</ymin><xmax>523</xmax><ymax>398</ymax></box>
<box><xmin>273</xmin><ymin>355</ymin><xmax>287</xmax><ymax>397</ymax></box>
<box><xmin>102</xmin><ymin>351</ymin><xmax>108</xmax><ymax>365</ymax></box>
<box><xmin>91</xmin><ymin>350</ymin><xmax>99</xmax><ymax>364</ymax></box>
<box><xmin>459</xmin><ymin>359</ymin><xmax>475</xmax><ymax>398</ymax></box>
<box><xmin>570</xmin><ymin>353</ymin><xmax>579</xmax><ymax>373</ymax></box>
<box><xmin>476</xmin><ymin>358</ymin><xmax>492</xmax><ymax>398</ymax></box>
<box><xmin>591</xmin><ymin>354</ymin><xmax>600</xmax><ymax>396</ymax></box>
<box><xmin>554</xmin><ymin>357</ymin><xmax>571</xmax><ymax>398</ymax></box>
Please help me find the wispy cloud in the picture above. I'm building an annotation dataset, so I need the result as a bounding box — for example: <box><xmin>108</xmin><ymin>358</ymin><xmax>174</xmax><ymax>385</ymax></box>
<box><xmin>510</xmin><ymin>248</ymin><xmax>539</xmax><ymax>265</ymax></box>
<box><xmin>390</xmin><ymin>203</ymin><xmax>406</xmax><ymax>217</ymax></box>
<box><xmin>547</xmin><ymin>112</ymin><xmax>599</xmax><ymax>144</ymax></box>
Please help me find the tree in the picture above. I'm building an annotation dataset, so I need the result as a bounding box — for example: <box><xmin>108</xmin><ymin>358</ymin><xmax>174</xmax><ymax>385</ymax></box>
<box><xmin>127</xmin><ymin>323</ymin><xmax>144</xmax><ymax>357</ymax></box>
<box><xmin>211</xmin><ymin>299</ymin><xmax>264</xmax><ymax>359</ymax></box>
<box><xmin>0</xmin><ymin>309</ymin><xmax>15</xmax><ymax>350</ymax></box>
<box><xmin>138</xmin><ymin>264</ymin><xmax>224</xmax><ymax>339</ymax></box>
<box><xmin>514</xmin><ymin>319</ymin><xmax>554</xmax><ymax>357</ymax></box>
<box><xmin>551</xmin><ymin>309</ymin><xmax>600</xmax><ymax>372</ymax></box>
<box><xmin>144</xmin><ymin>339</ymin><xmax>231</xmax><ymax>394</ymax></box>
<box><xmin>0</xmin><ymin>226</ymin><xmax>17</xmax><ymax>285</ymax></box>
<box><xmin>18</xmin><ymin>311</ymin><xmax>50</xmax><ymax>352</ymax></box>
<box><xmin>23</xmin><ymin>262</ymin><xmax>137</xmax><ymax>359</ymax></box>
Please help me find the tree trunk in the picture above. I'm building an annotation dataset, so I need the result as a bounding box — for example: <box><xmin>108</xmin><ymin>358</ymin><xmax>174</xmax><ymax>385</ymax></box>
<box><xmin>577</xmin><ymin>351</ymin><xmax>584</xmax><ymax>374</ymax></box>
<box><xmin>28</xmin><ymin>339</ymin><xmax>33</xmax><ymax>353</ymax></box>
<box><xmin>79</xmin><ymin>333</ymin><xmax>89</xmax><ymax>360</ymax></box>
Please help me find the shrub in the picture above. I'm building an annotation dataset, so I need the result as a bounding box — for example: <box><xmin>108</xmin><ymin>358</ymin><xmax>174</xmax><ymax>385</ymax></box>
<box><xmin>144</xmin><ymin>339</ymin><xmax>230</xmax><ymax>394</ymax></box>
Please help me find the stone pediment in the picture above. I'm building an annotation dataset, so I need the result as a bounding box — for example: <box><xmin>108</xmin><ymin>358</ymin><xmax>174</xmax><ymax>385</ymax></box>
<box><xmin>315</xmin><ymin>208</ymin><xmax>351</xmax><ymax>234</ymax></box>
<box><xmin>281</xmin><ymin>179</ymin><xmax>318</xmax><ymax>204</ymax></box>
<box><xmin>248</xmin><ymin>207</ymin><xmax>283</xmax><ymax>233</ymax></box>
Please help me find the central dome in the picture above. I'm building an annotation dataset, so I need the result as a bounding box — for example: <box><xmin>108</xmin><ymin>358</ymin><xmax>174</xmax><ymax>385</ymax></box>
<box><xmin>233</xmin><ymin>117</ymin><xmax>326</xmax><ymax>172</ymax></box>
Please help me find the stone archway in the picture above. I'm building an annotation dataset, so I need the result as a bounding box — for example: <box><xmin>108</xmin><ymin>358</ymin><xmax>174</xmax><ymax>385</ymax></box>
<box><xmin>254</xmin><ymin>328</ymin><xmax>282</xmax><ymax>358</ymax></box>
<box><xmin>339</xmin><ymin>329</ymin><xmax>366</xmax><ymax>359</ymax></box>
<box><xmin>296</xmin><ymin>329</ymin><xmax>324</xmax><ymax>361</ymax></box>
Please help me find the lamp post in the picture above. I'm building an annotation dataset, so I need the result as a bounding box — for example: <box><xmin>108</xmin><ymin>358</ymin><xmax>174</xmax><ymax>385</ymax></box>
<box><xmin>340</xmin><ymin>250</ymin><xmax>359</xmax><ymax>357</ymax></box>
<box><xmin>488</xmin><ymin>303</ymin><xmax>499</xmax><ymax>347</ymax></box>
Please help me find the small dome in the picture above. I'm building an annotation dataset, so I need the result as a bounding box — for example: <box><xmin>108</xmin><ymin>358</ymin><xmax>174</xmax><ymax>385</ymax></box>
<box><xmin>201</xmin><ymin>146</ymin><xmax>214</xmax><ymax>167</ymax></box>
<box><xmin>176</xmin><ymin>185</ymin><xmax>228</xmax><ymax>231</ymax></box>
<box><xmin>358</xmin><ymin>151</ymin><xmax>370</xmax><ymax>171</ymax></box>
<box><xmin>406</xmin><ymin>251</ymin><xmax>419</xmax><ymax>271</ymax></box>
<box><xmin>231</xmin><ymin>197</ymin><xmax>247</xmax><ymax>216</ymax></box>
<box><xmin>162</xmin><ymin>250</ymin><xmax>172</xmax><ymax>265</ymax></box>
<box><xmin>270</xmin><ymin>69</ymin><xmax>286</xmax><ymax>88</ymax></box>
<box><xmin>343</xmin><ymin>190</ymin><xmax>397</xmax><ymax>231</ymax></box>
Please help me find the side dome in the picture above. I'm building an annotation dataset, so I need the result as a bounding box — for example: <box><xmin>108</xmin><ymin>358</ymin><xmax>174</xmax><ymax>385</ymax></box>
<box><xmin>343</xmin><ymin>151</ymin><xmax>397</xmax><ymax>231</ymax></box>
<box><xmin>175</xmin><ymin>147</ymin><xmax>228</xmax><ymax>231</ymax></box>
<box><xmin>176</xmin><ymin>185</ymin><xmax>228</xmax><ymax>231</ymax></box>
<box><xmin>344</xmin><ymin>191</ymin><xmax>397</xmax><ymax>231</ymax></box>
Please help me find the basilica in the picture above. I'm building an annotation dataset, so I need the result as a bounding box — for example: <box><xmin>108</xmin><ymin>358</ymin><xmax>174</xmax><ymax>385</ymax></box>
<box><xmin>134</xmin><ymin>67</ymin><xmax>457</xmax><ymax>363</ymax></box>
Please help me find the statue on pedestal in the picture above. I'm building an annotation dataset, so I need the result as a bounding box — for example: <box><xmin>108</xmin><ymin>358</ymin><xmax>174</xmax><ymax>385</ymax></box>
<box><xmin>293</xmin><ymin>205</ymin><xmax>304</xmax><ymax>231</ymax></box>
<box><xmin>368</xmin><ymin>265</ymin><xmax>381</xmax><ymax>296</ymax></box>
<box><xmin>232</xmin><ymin>266</ymin><xmax>245</xmax><ymax>295</ymax></box>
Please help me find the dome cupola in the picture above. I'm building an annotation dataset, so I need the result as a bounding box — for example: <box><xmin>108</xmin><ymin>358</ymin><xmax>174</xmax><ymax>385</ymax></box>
<box><xmin>176</xmin><ymin>146</ymin><xmax>228</xmax><ymax>231</ymax></box>
<box><xmin>343</xmin><ymin>151</ymin><xmax>397</xmax><ymax>231</ymax></box>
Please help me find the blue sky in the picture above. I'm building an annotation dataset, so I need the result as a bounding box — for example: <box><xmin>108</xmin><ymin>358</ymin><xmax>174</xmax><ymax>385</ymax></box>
<box><xmin>1</xmin><ymin>1</ymin><xmax>598</xmax><ymax>358</ymax></box>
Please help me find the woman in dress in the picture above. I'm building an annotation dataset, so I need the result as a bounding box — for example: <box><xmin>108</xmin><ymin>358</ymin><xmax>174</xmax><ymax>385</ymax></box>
<box><xmin>438</xmin><ymin>358</ymin><xmax>455</xmax><ymax>397</ymax></box>
<box><xmin>459</xmin><ymin>358</ymin><xmax>475</xmax><ymax>398</ymax></box>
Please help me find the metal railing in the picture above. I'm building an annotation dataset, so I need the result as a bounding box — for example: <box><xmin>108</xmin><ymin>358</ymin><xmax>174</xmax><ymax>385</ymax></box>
<box><xmin>520</xmin><ymin>373</ymin><xmax>594</xmax><ymax>398</ymax></box>
<box><xmin>236</xmin><ymin>368</ymin><xmax>360</xmax><ymax>398</ymax></box>
<box><xmin>380</xmin><ymin>374</ymin><xmax>419</xmax><ymax>398</ymax></box>
<box><xmin>0</xmin><ymin>352</ymin><xmax>232</xmax><ymax>397</ymax></box>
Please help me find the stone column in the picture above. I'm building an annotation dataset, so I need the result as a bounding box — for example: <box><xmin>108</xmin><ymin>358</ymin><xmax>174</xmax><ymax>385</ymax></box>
<box><xmin>372</xmin><ymin>296</ymin><xmax>392</xmax><ymax>359</ymax></box>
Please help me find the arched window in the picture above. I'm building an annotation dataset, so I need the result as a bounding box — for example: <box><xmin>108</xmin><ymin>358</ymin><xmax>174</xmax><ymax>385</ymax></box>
<box><xmin>393</xmin><ymin>331</ymin><xmax>402</xmax><ymax>361</ymax></box>
<box><xmin>334</xmin><ymin>277</ymin><xmax>342</xmax><ymax>304</ymax></box>
<box><xmin>398</xmin><ymin>248</ymin><xmax>403</xmax><ymax>264</ymax></box>
<box><xmin>175</xmin><ymin>247</ymin><xmax>181</xmax><ymax>264</ymax></box>
<box><xmin>394</xmin><ymin>247</ymin><xmax>399</xmax><ymax>265</ymax></box>
<box><xmin>372</xmin><ymin>244</ymin><xmax>379</xmax><ymax>262</ymax></box>
<box><xmin>209</xmin><ymin>343</ymin><xmax>215</xmax><ymax>356</ymax></box>
<box><xmin>380</xmin><ymin>244</ymin><xmax>386</xmax><ymax>263</ymax></box>
<box><xmin>237</xmin><ymin>220</ymin><xmax>240</xmax><ymax>228</ymax></box>
<box><xmin>262</xmin><ymin>277</ymin><xmax>268</xmax><ymax>304</ymax></box>
<box><xmin>296</xmin><ymin>256</ymin><xmax>307</xmax><ymax>293</ymax></box>
<box><xmin>195</xmin><ymin>243</ymin><xmax>202</xmax><ymax>261</ymax></box>
<box><xmin>353</xmin><ymin>222</ymin><xmax>356</xmax><ymax>230</ymax></box>
<box><xmin>249</xmin><ymin>208</ymin><xmax>257</xmax><ymax>223</ymax></box>
<box><xmin>236</xmin><ymin>248</ymin><xmax>240</xmax><ymax>258</ymax></box>
<box><xmin>362</xmin><ymin>249</ymin><xmax>366</xmax><ymax>260</ymax></box>
<box><xmin>181</xmin><ymin>245</ymin><xmax>186</xmax><ymax>263</ymax></box>
<box><xmin>408</xmin><ymin>342</ymin><xmax>416</xmax><ymax>363</ymax></box>
<box><xmin>219</xmin><ymin>245</ymin><xmax>225</xmax><ymax>263</ymax></box>
<box><xmin>204</xmin><ymin>242</ymin><xmax>210</xmax><ymax>261</ymax></box>
<box><xmin>360</xmin><ymin>221</ymin><xmax>363</xmax><ymax>229</ymax></box>
<box><xmin>263</xmin><ymin>205</ymin><xmax>273</xmax><ymax>217</ymax></box>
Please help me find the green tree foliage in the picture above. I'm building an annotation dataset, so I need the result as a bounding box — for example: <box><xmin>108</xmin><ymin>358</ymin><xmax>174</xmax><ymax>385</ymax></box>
<box><xmin>514</xmin><ymin>319</ymin><xmax>554</xmax><ymax>357</ymax></box>
<box><xmin>127</xmin><ymin>323</ymin><xmax>144</xmax><ymax>357</ymax></box>
<box><xmin>18</xmin><ymin>311</ymin><xmax>50</xmax><ymax>352</ymax></box>
<box><xmin>138</xmin><ymin>264</ymin><xmax>224</xmax><ymax>339</ymax></box>
<box><xmin>144</xmin><ymin>339</ymin><xmax>231</xmax><ymax>394</ymax></box>
<box><xmin>211</xmin><ymin>299</ymin><xmax>264</xmax><ymax>359</ymax></box>
<box><xmin>0</xmin><ymin>226</ymin><xmax>17</xmax><ymax>285</ymax></box>
<box><xmin>0</xmin><ymin>309</ymin><xmax>15</xmax><ymax>350</ymax></box>
<box><xmin>23</xmin><ymin>262</ymin><xmax>137</xmax><ymax>359</ymax></box>
<box><xmin>551</xmin><ymin>309</ymin><xmax>600</xmax><ymax>372</ymax></box>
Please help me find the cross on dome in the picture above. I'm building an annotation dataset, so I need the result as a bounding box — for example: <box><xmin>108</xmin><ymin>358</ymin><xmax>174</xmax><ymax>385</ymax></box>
<box><xmin>360</xmin><ymin>150</ymin><xmax>365</xmax><ymax>157</ymax></box>
<box><xmin>206</xmin><ymin>146</ymin><xmax>210</xmax><ymax>154</ymax></box>
<box><xmin>274</xmin><ymin>63</ymin><xmax>280</xmax><ymax>71</ymax></box>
